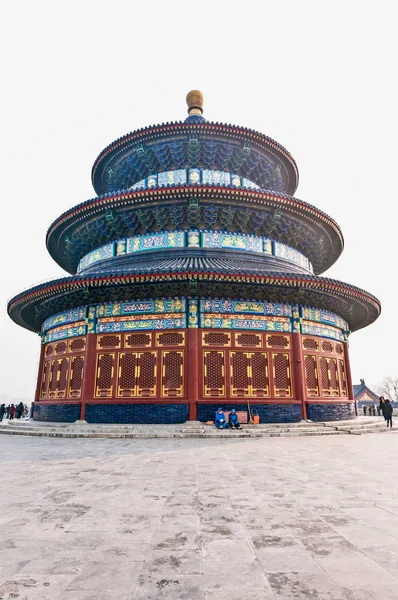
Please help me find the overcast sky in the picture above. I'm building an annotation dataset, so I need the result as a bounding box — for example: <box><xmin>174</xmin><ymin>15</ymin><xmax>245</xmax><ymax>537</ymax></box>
<box><xmin>1</xmin><ymin>0</ymin><xmax>396</xmax><ymax>402</ymax></box>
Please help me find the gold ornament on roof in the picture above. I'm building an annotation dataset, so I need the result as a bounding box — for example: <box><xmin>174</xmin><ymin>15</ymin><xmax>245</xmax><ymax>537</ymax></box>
<box><xmin>186</xmin><ymin>90</ymin><xmax>204</xmax><ymax>115</ymax></box>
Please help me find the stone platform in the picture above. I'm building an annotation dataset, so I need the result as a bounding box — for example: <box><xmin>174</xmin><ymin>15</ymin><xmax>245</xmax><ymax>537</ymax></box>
<box><xmin>1</xmin><ymin>430</ymin><xmax>398</xmax><ymax>599</ymax></box>
<box><xmin>0</xmin><ymin>417</ymin><xmax>393</xmax><ymax>439</ymax></box>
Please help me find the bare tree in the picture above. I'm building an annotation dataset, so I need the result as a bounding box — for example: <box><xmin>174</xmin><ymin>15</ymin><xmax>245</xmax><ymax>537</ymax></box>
<box><xmin>373</xmin><ymin>376</ymin><xmax>398</xmax><ymax>400</ymax></box>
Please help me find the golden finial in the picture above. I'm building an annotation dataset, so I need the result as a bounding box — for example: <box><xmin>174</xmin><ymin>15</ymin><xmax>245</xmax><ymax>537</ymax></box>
<box><xmin>186</xmin><ymin>90</ymin><xmax>204</xmax><ymax>115</ymax></box>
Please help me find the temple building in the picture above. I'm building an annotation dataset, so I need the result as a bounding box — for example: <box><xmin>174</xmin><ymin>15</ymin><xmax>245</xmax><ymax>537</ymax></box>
<box><xmin>8</xmin><ymin>91</ymin><xmax>381</xmax><ymax>423</ymax></box>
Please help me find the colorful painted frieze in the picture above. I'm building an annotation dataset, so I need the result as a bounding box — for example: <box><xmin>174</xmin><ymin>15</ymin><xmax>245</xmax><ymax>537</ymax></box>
<box><xmin>301</xmin><ymin>321</ymin><xmax>344</xmax><ymax>341</ymax></box>
<box><xmin>43</xmin><ymin>323</ymin><xmax>87</xmax><ymax>343</ymax></box>
<box><xmin>201</xmin><ymin>313</ymin><xmax>291</xmax><ymax>332</ymax></box>
<box><xmin>201</xmin><ymin>232</ymin><xmax>263</xmax><ymax>253</ymax></box>
<box><xmin>126</xmin><ymin>231</ymin><xmax>185</xmax><ymax>254</ymax></box>
<box><xmin>42</xmin><ymin>307</ymin><xmax>87</xmax><ymax>332</ymax></box>
<box><xmin>187</xmin><ymin>230</ymin><xmax>200</xmax><ymax>248</ymax></box>
<box><xmin>95</xmin><ymin>298</ymin><xmax>186</xmax><ymax>318</ymax></box>
<box><xmin>128</xmin><ymin>169</ymin><xmax>260</xmax><ymax>192</ymax></box>
<box><xmin>300</xmin><ymin>307</ymin><xmax>348</xmax><ymax>331</ymax></box>
<box><xmin>96</xmin><ymin>316</ymin><xmax>186</xmax><ymax>333</ymax></box>
<box><xmin>200</xmin><ymin>299</ymin><xmax>292</xmax><ymax>317</ymax></box>
<box><xmin>263</xmin><ymin>238</ymin><xmax>273</xmax><ymax>255</ymax></box>
<box><xmin>116</xmin><ymin>239</ymin><xmax>127</xmax><ymax>255</ymax></box>
<box><xmin>188</xmin><ymin>168</ymin><xmax>201</xmax><ymax>184</ymax></box>
<box><xmin>202</xmin><ymin>170</ymin><xmax>231</xmax><ymax>186</ymax></box>
<box><xmin>158</xmin><ymin>169</ymin><xmax>186</xmax><ymax>187</ymax></box>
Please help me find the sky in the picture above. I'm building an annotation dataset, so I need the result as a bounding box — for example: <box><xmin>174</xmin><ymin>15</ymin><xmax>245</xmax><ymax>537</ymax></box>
<box><xmin>1</xmin><ymin>0</ymin><xmax>396</xmax><ymax>402</ymax></box>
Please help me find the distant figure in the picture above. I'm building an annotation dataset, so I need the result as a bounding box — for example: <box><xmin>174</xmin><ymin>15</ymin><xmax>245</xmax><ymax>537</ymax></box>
<box><xmin>16</xmin><ymin>402</ymin><xmax>24</xmax><ymax>419</ymax></box>
<box><xmin>9</xmin><ymin>404</ymin><xmax>16</xmax><ymax>420</ymax></box>
<box><xmin>228</xmin><ymin>409</ymin><xmax>241</xmax><ymax>429</ymax></box>
<box><xmin>5</xmin><ymin>405</ymin><xmax>10</xmax><ymax>419</ymax></box>
<box><xmin>379</xmin><ymin>396</ymin><xmax>386</xmax><ymax>420</ymax></box>
<box><xmin>0</xmin><ymin>404</ymin><xmax>5</xmax><ymax>422</ymax></box>
<box><xmin>363</xmin><ymin>405</ymin><xmax>367</xmax><ymax>416</ymax></box>
<box><xmin>384</xmin><ymin>399</ymin><xmax>393</xmax><ymax>428</ymax></box>
<box><xmin>215</xmin><ymin>408</ymin><xmax>228</xmax><ymax>429</ymax></box>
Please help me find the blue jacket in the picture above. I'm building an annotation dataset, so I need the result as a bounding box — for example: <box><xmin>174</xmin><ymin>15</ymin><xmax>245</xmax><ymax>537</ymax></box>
<box><xmin>228</xmin><ymin>412</ymin><xmax>239</xmax><ymax>424</ymax></box>
<box><xmin>215</xmin><ymin>411</ymin><xmax>226</xmax><ymax>423</ymax></box>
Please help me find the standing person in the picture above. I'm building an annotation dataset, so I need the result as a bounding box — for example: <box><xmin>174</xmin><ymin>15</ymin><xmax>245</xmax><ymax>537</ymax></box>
<box><xmin>0</xmin><ymin>404</ymin><xmax>5</xmax><ymax>422</ymax></box>
<box><xmin>228</xmin><ymin>409</ymin><xmax>241</xmax><ymax>429</ymax></box>
<box><xmin>384</xmin><ymin>399</ymin><xmax>393</xmax><ymax>428</ymax></box>
<box><xmin>9</xmin><ymin>404</ymin><xmax>16</xmax><ymax>420</ymax></box>
<box><xmin>16</xmin><ymin>402</ymin><xmax>24</xmax><ymax>419</ymax></box>
<box><xmin>215</xmin><ymin>408</ymin><xmax>228</xmax><ymax>429</ymax></box>
<box><xmin>363</xmin><ymin>405</ymin><xmax>367</xmax><ymax>416</ymax></box>
<box><xmin>379</xmin><ymin>396</ymin><xmax>386</xmax><ymax>420</ymax></box>
<box><xmin>5</xmin><ymin>405</ymin><xmax>10</xmax><ymax>419</ymax></box>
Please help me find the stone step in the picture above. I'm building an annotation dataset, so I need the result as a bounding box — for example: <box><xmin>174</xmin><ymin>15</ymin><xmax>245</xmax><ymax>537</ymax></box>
<box><xmin>0</xmin><ymin>424</ymin><xmax>346</xmax><ymax>435</ymax></box>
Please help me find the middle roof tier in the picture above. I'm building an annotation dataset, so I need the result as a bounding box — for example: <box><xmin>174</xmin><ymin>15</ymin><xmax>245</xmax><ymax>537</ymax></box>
<box><xmin>47</xmin><ymin>185</ymin><xmax>344</xmax><ymax>275</ymax></box>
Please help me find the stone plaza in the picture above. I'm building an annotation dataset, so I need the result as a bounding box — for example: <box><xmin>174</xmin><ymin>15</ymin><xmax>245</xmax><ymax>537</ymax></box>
<box><xmin>1</xmin><ymin>432</ymin><xmax>398</xmax><ymax>599</ymax></box>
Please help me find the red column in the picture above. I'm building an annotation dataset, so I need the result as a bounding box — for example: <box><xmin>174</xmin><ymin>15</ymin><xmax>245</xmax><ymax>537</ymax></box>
<box><xmin>187</xmin><ymin>328</ymin><xmax>199</xmax><ymax>420</ymax></box>
<box><xmin>34</xmin><ymin>342</ymin><xmax>45</xmax><ymax>402</ymax></box>
<box><xmin>292</xmin><ymin>333</ymin><xmax>307</xmax><ymax>420</ymax></box>
<box><xmin>80</xmin><ymin>334</ymin><xmax>97</xmax><ymax>421</ymax></box>
<box><xmin>343</xmin><ymin>340</ymin><xmax>354</xmax><ymax>401</ymax></box>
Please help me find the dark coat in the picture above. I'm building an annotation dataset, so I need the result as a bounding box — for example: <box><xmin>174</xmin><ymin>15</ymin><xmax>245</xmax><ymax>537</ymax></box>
<box><xmin>383</xmin><ymin>401</ymin><xmax>393</xmax><ymax>417</ymax></box>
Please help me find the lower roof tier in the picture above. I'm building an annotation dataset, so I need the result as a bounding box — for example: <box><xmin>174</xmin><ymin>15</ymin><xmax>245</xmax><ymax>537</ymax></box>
<box><xmin>46</xmin><ymin>186</ymin><xmax>344</xmax><ymax>275</ymax></box>
<box><xmin>8</xmin><ymin>268</ymin><xmax>380</xmax><ymax>334</ymax></box>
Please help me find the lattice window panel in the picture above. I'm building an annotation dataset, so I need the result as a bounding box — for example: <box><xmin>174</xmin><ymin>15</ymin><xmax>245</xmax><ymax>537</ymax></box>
<box><xmin>319</xmin><ymin>356</ymin><xmax>332</xmax><ymax>396</ymax></box>
<box><xmin>230</xmin><ymin>352</ymin><xmax>250</xmax><ymax>397</ymax></box>
<box><xmin>161</xmin><ymin>351</ymin><xmax>184</xmax><ymax>397</ymax></box>
<box><xmin>235</xmin><ymin>333</ymin><xmax>262</xmax><ymax>347</ymax></box>
<box><xmin>48</xmin><ymin>360</ymin><xmax>61</xmax><ymax>399</ymax></box>
<box><xmin>68</xmin><ymin>355</ymin><xmax>84</xmax><ymax>399</ymax></box>
<box><xmin>157</xmin><ymin>332</ymin><xmax>185</xmax><ymax>347</ymax></box>
<box><xmin>202</xmin><ymin>332</ymin><xmax>231</xmax><ymax>347</ymax></box>
<box><xmin>137</xmin><ymin>352</ymin><xmax>157</xmax><ymax>397</ymax></box>
<box><xmin>272</xmin><ymin>353</ymin><xmax>292</xmax><ymax>397</ymax></box>
<box><xmin>117</xmin><ymin>353</ymin><xmax>138</xmax><ymax>397</ymax></box>
<box><xmin>45</xmin><ymin>345</ymin><xmax>54</xmax><ymax>357</ymax></box>
<box><xmin>303</xmin><ymin>338</ymin><xmax>319</xmax><ymax>351</ymax></box>
<box><xmin>56</xmin><ymin>358</ymin><xmax>69</xmax><ymax>399</ymax></box>
<box><xmin>95</xmin><ymin>353</ymin><xmax>115</xmax><ymax>397</ymax></box>
<box><xmin>329</xmin><ymin>358</ymin><xmax>340</xmax><ymax>396</ymax></box>
<box><xmin>304</xmin><ymin>354</ymin><xmax>319</xmax><ymax>397</ymax></box>
<box><xmin>266</xmin><ymin>335</ymin><xmax>290</xmax><ymax>349</ymax></box>
<box><xmin>339</xmin><ymin>359</ymin><xmax>347</xmax><ymax>397</ymax></box>
<box><xmin>97</xmin><ymin>335</ymin><xmax>121</xmax><ymax>349</ymax></box>
<box><xmin>124</xmin><ymin>333</ymin><xmax>152</xmax><ymax>348</ymax></box>
<box><xmin>55</xmin><ymin>342</ymin><xmax>67</xmax><ymax>355</ymax></box>
<box><xmin>204</xmin><ymin>351</ymin><xmax>225</xmax><ymax>397</ymax></box>
<box><xmin>40</xmin><ymin>360</ymin><xmax>51</xmax><ymax>399</ymax></box>
<box><xmin>335</xmin><ymin>344</ymin><xmax>344</xmax><ymax>355</ymax></box>
<box><xmin>321</xmin><ymin>341</ymin><xmax>334</xmax><ymax>353</ymax></box>
<box><xmin>69</xmin><ymin>337</ymin><xmax>86</xmax><ymax>353</ymax></box>
<box><xmin>251</xmin><ymin>352</ymin><xmax>270</xmax><ymax>397</ymax></box>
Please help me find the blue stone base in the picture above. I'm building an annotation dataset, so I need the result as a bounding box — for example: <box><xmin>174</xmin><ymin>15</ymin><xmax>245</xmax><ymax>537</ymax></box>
<box><xmin>85</xmin><ymin>403</ymin><xmax>189</xmax><ymax>424</ymax></box>
<box><xmin>34</xmin><ymin>403</ymin><xmax>81</xmax><ymax>422</ymax></box>
<box><xmin>197</xmin><ymin>403</ymin><xmax>302</xmax><ymax>423</ymax></box>
<box><xmin>306</xmin><ymin>403</ymin><xmax>356</xmax><ymax>421</ymax></box>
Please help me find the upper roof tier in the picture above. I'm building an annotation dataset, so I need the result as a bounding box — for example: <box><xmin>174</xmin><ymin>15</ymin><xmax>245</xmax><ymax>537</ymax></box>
<box><xmin>91</xmin><ymin>92</ymin><xmax>299</xmax><ymax>197</ymax></box>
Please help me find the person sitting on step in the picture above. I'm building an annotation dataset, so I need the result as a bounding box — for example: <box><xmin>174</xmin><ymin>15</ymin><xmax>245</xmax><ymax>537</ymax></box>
<box><xmin>228</xmin><ymin>409</ymin><xmax>241</xmax><ymax>429</ymax></box>
<box><xmin>215</xmin><ymin>408</ymin><xmax>228</xmax><ymax>429</ymax></box>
